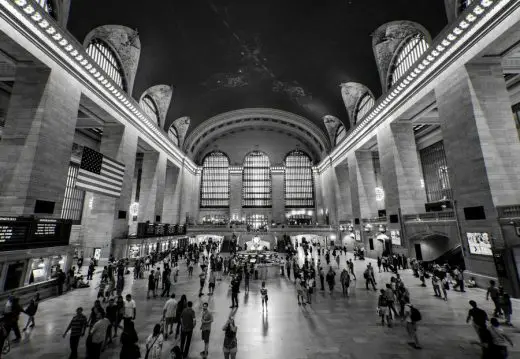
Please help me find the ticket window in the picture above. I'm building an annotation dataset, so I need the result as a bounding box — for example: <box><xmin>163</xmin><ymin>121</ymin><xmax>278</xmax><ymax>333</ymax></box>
<box><xmin>26</xmin><ymin>258</ymin><xmax>50</xmax><ymax>285</ymax></box>
<box><xmin>49</xmin><ymin>255</ymin><xmax>66</xmax><ymax>278</ymax></box>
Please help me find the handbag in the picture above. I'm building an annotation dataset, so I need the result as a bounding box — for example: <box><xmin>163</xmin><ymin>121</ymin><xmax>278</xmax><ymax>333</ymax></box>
<box><xmin>144</xmin><ymin>335</ymin><xmax>160</xmax><ymax>359</ymax></box>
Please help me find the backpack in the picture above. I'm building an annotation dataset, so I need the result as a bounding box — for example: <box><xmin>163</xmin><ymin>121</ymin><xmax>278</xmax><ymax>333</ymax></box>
<box><xmin>410</xmin><ymin>305</ymin><xmax>422</xmax><ymax>322</ymax></box>
<box><xmin>363</xmin><ymin>270</ymin><xmax>369</xmax><ymax>279</ymax></box>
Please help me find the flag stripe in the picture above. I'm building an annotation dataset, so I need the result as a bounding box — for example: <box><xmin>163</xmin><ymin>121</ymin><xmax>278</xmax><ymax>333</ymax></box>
<box><xmin>102</xmin><ymin>159</ymin><xmax>125</xmax><ymax>175</ymax></box>
<box><xmin>77</xmin><ymin>172</ymin><xmax>122</xmax><ymax>191</ymax></box>
<box><xmin>78</xmin><ymin>169</ymin><xmax>123</xmax><ymax>187</ymax></box>
<box><xmin>75</xmin><ymin>183</ymin><xmax>120</xmax><ymax>198</ymax></box>
<box><xmin>100</xmin><ymin>168</ymin><xmax>124</xmax><ymax>182</ymax></box>
<box><xmin>103</xmin><ymin>157</ymin><xmax>125</xmax><ymax>171</ymax></box>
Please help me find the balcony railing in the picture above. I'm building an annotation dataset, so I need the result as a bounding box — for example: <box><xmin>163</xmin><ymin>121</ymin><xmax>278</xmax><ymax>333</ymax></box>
<box><xmin>362</xmin><ymin>216</ymin><xmax>388</xmax><ymax>224</ymax></box>
<box><xmin>497</xmin><ymin>205</ymin><xmax>520</xmax><ymax>219</ymax></box>
<box><xmin>0</xmin><ymin>217</ymin><xmax>71</xmax><ymax>251</ymax></box>
<box><xmin>403</xmin><ymin>211</ymin><xmax>455</xmax><ymax>222</ymax></box>
<box><xmin>134</xmin><ymin>223</ymin><xmax>186</xmax><ymax>238</ymax></box>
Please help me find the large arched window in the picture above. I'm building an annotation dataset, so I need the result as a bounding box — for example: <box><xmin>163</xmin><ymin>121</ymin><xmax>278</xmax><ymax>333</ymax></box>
<box><xmin>168</xmin><ymin>126</ymin><xmax>179</xmax><ymax>146</ymax></box>
<box><xmin>389</xmin><ymin>34</ymin><xmax>429</xmax><ymax>88</ymax></box>
<box><xmin>242</xmin><ymin>151</ymin><xmax>271</xmax><ymax>208</ymax></box>
<box><xmin>141</xmin><ymin>95</ymin><xmax>160</xmax><ymax>127</ymax></box>
<box><xmin>355</xmin><ymin>93</ymin><xmax>375</xmax><ymax>124</ymax></box>
<box><xmin>86</xmin><ymin>39</ymin><xmax>126</xmax><ymax>90</ymax></box>
<box><xmin>335</xmin><ymin>125</ymin><xmax>346</xmax><ymax>146</ymax></box>
<box><xmin>285</xmin><ymin>150</ymin><xmax>314</xmax><ymax>208</ymax></box>
<box><xmin>36</xmin><ymin>0</ymin><xmax>56</xmax><ymax>18</ymax></box>
<box><xmin>200</xmin><ymin>151</ymin><xmax>230</xmax><ymax>208</ymax></box>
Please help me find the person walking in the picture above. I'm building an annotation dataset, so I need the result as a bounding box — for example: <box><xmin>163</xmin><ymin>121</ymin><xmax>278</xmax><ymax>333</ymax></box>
<box><xmin>123</xmin><ymin>294</ymin><xmax>137</xmax><ymax>325</ymax></box>
<box><xmin>318</xmin><ymin>266</ymin><xmax>325</xmax><ymax>291</ymax></box>
<box><xmin>498</xmin><ymin>287</ymin><xmax>513</xmax><ymax>326</ymax></box>
<box><xmin>432</xmin><ymin>274</ymin><xmax>442</xmax><ymax>297</ymax></box>
<box><xmin>162</xmin><ymin>294</ymin><xmax>177</xmax><ymax>339</ymax></box>
<box><xmin>364</xmin><ymin>266</ymin><xmax>376</xmax><ymax>291</ymax></box>
<box><xmin>486</xmin><ymin>280</ymin><xmax>501</xmax><ymax>317</ymax></box>
<box><xmin>466</xmin><ymin>300</ymin><xmax>489</xmax><ymax>343</ymax></box>
<box><xmin>161</xmin><ymin>271</ymin><xmax>171</xmax><ymax>298</ymax></box>
<box><xmin>326</xmin><ymin>267</ymin><xmax>336</xmax><ymax>294</ymax></box>
<box><xmin>105</xmin><ymin>298</ymin><xmax>117</xmax><ymax>345</ymax></box>
<box><xmin>22</xmin><ymin>293</ymin><xmax>40</xmax><ymax>331</ymax></box>
<box><xmin>335</xmin><ymin>254</ymin><xmax>340</xmax><ymax>269</ymax></box>
<box><xmin>120</xmin><ymin>320</ymin><xmax>140</xmax><ymax>359</ymax></box>
<box><xmin>230</xmin><ymin>276</ymin><xmax>239</xmax><ymax>308</ymax></box>
<box><xmin>199</xmin><ymin>302</ymin><xmax>213</xmax><ymax>357</ymax></box>
<box><xmin>340</xmin><ymin>269</ymin><xmax>350</xmax><ymax>297</ymax></box>
<box><xmin>378</xmin><ymin>289</ymin><xmax>390</xmax><ymax>327</ymax></box>
<box><xmin>489</xmin><ymin>317</ymin><xmax>514</xmax><ymax>358</ymax></box>
<box><xmin>175</xmin><ymin>295</ymin><xmax>187</xmax><ymax>339</ymax></box>
<box><xmin>348</xmin><ymin>259</ymin><xmax>356</xmax><ymax>280</ymax></box>
<box><xmin>199</xmin><ymin>268</ymin><xmax>207</xmax><ymax>297</ymax></box>
<box><xmin>222</xmin><ymin>316</ymin><xmax>238</xmax><ymax>359</ymax></box>
<box><xmin>145</xmin><ymin>324</ymin><xmax>164</xmax><ymax>359</ymax></box>
<box><xmin>377</xmin><ymin>256</ymin><xmax>382</xmax><ymax>273</ymax></box>
<box><xmin>208</xmin><ymin>270</ymin><xmax>216</xmax><ymax>295</ymax></box>
<box><xmin>180</xmin><ymin>301</ymin><xmax>196</xmax><ymax>358</ymax></box>
<box><xmin>147</xmin><ymin>270</ymin><xmax>156</xmax><ymax>299</ymax></box>
<box><xmin>63</xmin><ymin>307</ymin><xmax>88</xmax><ymax>359</ymax></box>
<box><xmin>403</xmin><ymin>298</ymin><xmax>421</xmax><ymax>349</ymax></box>
<box><xmin>88</xmin><ymin>311</ymin><xmax>109</xmax><ymax>359</ymax></box>
<box><xmin>260</xmin><ymin>281</ymin><xmax>268</xmax><ymax>311</ymax></box>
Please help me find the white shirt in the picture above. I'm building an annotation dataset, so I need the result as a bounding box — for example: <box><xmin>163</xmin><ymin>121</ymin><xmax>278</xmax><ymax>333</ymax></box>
<box><xmin>163</xmin><ymin>298</ymin><xmax>178</xmax><ymax>318</ymax></box>
<box><xmin>124</xmin><ymin>299</ymin><xmax>136</xmax><ymax>318</ymax></box>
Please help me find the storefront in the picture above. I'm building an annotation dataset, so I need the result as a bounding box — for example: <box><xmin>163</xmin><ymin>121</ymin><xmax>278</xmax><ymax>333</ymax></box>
<box><xmin>128</xmin><ymin>244</ymin><xmax>142</xmax><ymax>259</ymax></box>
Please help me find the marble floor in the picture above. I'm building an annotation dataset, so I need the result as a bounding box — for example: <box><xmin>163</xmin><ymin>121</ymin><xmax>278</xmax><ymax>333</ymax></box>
<box><xmin>6</xmin><ymin>250</ymin><xmax>520</xmax><ymax>359</ymax></box>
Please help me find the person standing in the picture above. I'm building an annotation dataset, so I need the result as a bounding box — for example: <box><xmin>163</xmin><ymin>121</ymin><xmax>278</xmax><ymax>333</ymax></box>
<box><xmin>432</xmin><ymin>274</ymin><xmax>441</xmax><ymax>297</ymax></box>
<box><xmin>243</xmin><ymin>267</ymin><xmax>249</xmax><ymax>293</ymax></box>
<box><xmin>105</xmin><ymin>298</ymin><xmax>117</xmax><ymax>345</ymax></box>
<box><xmin>335</xmin><ymin>254</ymin><xmax>340</xmax><ymax>269</ymax></box>
<box><xmin>466</xmin><ymin>300</ymin><xmax>489</xmax><ymax>343</ymax></box>
<box><xmin>199</xmin><ymin>268</ymin><xmax>207</xmax><ymax>297</ymax></box>
<box><xmin>319</xmin><ymin>266</ymin><xmax>325</xmax><ymax>291</ymax></box>
<box><xmin>222</xmin><ymin>316</ymin><xmax>238</xmax><ymax>359</ymax></box>
<box><xmin>161</xmin><ymin>271</ymin><xmax>171</xmax><ymax>298</ymax></box>
<box><xmin>162</xmin><ymin>294</ymin><xmax>177</xmax><ymax>339</ymax></box>
<box><xmin>147</xmin><ymin>270</ymin><xmax>156</xmax><ymax>299</ymax></box>
<box><xmin>175</xmin><ymin>295</ymin><xmax>187</xmax><ymax>339</ymax></box>
<box><xmin>199</xmin><ymin>302</ymin><xmax>213</xmax><ymax>357</ymax></box>
<box><xmin>348</xmin><ymin>259</ymin><xmax>356</xmax><ymax>280</ymax></box>
<box><xmin>180</xmin><ymin>301</ymin><xmax>196</xmax><ymax>358</ymax></box>
<box><xmin>296</xmin><ymin>277</ymin><xmax>305</xmax><ymax>305</ymax></box>
<box><xmin>260</xmin><ymin>281</ymin><xmax>268</xmax><ymax>311</ymax></box>
<box><xmin>377</xmin><ymin>256</ymin><xmax>382</xmax><ymax>273</ymax></box>
<box><xmin>340</xmin><ymin>269</ymin><xmax>350</xmax><ymax>297</ymax></box>
<box><xmin>120</xmin><ymin>320</ymin><xmax>140</xmax><ymax>359</ymax></box>
<box><xmin>63</xmin><ymin>307</ymin><xmax>88</xmax><ymax>359</ymax></box>
<box><xmin>208</xmin><ymin>270</ymin><xmax>216</xmax><ymax>295</ymax></box>
<box><xmin>145</xmin><ymin>324</ymin><xmax>164</xmax><ymax>359</ymax></box>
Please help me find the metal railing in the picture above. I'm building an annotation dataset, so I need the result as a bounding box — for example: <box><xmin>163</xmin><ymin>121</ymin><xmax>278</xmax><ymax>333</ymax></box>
<box><xmin>362</xmin><ymin>216</ymin><xmax>388</xmax><ymax>224</ymax></box>
<box><xmin>403</xmin><ymin>211</ymin><xmax>455</xmax><ymax>222</ymax></box>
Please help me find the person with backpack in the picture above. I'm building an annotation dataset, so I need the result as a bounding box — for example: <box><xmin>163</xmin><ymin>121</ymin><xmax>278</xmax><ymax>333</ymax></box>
<box><xmin>403</xmin><ymin>297</ymin><xmax>421</xmax><ymax>349</ymax></box>
<box><xmin>378</xmin><ymin>289</ymin><xmax>391</xmax><ymax>327</ymax></box>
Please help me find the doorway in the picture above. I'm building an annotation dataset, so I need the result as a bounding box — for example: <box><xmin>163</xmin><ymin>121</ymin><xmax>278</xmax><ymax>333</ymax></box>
<box><xmin>415</xmin><ymin>243</ymin><xmax>423</xmax><ymax>261</ymax></box>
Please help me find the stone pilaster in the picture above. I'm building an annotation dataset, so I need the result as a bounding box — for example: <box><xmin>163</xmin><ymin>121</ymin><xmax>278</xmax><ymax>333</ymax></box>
<box><xmin>334</xmin><ymin>163</ymin><xmax>353</xmax><ymax>221</ymax></box>
<box><xmin>435</xmin><ymin>60</ymin><xmax>520</xmax><ymax>287</ymax></box>
<box><xmin>162</xmin><ymin>164</ymin><xmax>180</xmax><ymax>223</ymax></box>
<box><xmin>313</xmin><ymin>169</ymin><xmax>325</xmax><ymax>224</ymax></box>
<box><xmin>0</xmin><ymin>65</ymin><xmax>80</xmax><ymax>216</ymax></box>
<box><xmin>348</xmin><ymin>151</ymin><xmax>378</xmax><ymax>220</ymax></box>
<box><xmin>229</xmin><ymin>169</ymin><xmax>243</xmax><ymax>221</ymax></box>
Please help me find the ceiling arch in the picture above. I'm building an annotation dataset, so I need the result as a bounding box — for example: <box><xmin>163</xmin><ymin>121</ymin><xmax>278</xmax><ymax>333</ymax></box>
<box><xmin>184</xmin><ymin>108</ymin><xmax>331</xmax><ymax>164</ymax></box>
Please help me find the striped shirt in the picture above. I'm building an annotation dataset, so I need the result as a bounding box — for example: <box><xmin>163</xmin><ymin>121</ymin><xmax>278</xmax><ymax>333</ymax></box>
<box><xmin>69</xmin><ymin>314</ymin><xmax>87</xmax><ymax>337</ymax></box>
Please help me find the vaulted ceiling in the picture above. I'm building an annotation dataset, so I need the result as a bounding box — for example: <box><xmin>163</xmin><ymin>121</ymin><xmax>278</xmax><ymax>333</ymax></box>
<box><xmin>67</xmin><ymin>0</ymin><xmax>447</xmax><ymax>136</ymax></box>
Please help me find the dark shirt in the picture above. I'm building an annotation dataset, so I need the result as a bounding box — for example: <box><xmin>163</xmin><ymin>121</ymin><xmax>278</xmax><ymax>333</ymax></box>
<box><xmin>231</xmin><ymin>280</ymin><xmax>240</xmax><ymax>293</ymax></box>
<box><xmin>106</xmin><ymin>304</ymin><xmax>117</xmax><ymax>322</ymax></box>
<box><xmin>180</xmin><ymin>307</ymin><xmax>196</xmax><ymax>332</ymax></box>
<box><xmin>468</xmin><ymin>307</ymin><xmax>488</xmax><ymax>327</ymax></box>
<box><xmin>148</xmin><ymin>274</ymin><xmax>155</xmax><ymax>289</ymax></box>
<box><xmin>70</xmin><ymin>313</ymin><xmax>87</xmax><ymax>337</ymax></box>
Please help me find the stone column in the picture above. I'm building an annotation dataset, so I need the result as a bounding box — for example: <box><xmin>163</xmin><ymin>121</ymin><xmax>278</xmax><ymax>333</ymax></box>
<box><xmin>138</xmin><ymin>151</ymin><xmax>167</xmax><ymax>223</ymax></box>
<box><xmin>377</xmin><ymin>122</ymin><xmax>425</xmax><ymax>217</ymax></box>
<box><xmin>229</xmin><ymin>169</ymin><xmax>243</xmax><ymax>221</ymax></box>
<box><xmin>191</xmin><ymin>171</ymin><xmax>201</xmax><ymax>223</ymax></box>
<box><xmin>320</xmin><ymin>165</ymin><xmax>338</xmax><ymax>224</ymax></box>
<box><xmin>348</xmin><ymin>151</ymin><xmax>378</xmax><ymax>220</ymax></box>
<box><xmin>435</xmin><ymin>60</ymin><xmax>520</xmax><ymax>288</ymax></box>
<box><xmin>179</xmin><ymin>165</ymin><xmax>197</xmax><ymax>224</ymax></box>
<box><xmin>313</xmin><ymin>169</ymin><xmax>325</xmax><ymax>224</ymax></box>
<box><xmin>271</xmin><ymin>168</ymin><xmax>285</xmax><ymax>224</ymax></box>
<box><xmin>334</xmin><ymin>163</ymin><xmax>353</xmax><ymax>221</ymax></box>
<box><xmin>82</xmin><ymin>124</ymin><xmax>138</xmax><ymax>260</ymax></box>
<box><xmin>0</xmin><ymin>65</ymin><xmax>80</xmax><ymax>216</ymax></box>
<box><xmin>162</xmin><ymin>164</ymin><xmax>180</xmax><ymax>223</ymax></box>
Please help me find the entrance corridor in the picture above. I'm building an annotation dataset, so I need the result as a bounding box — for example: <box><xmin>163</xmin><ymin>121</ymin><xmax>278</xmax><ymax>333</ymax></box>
<box><xmin>7</xmin><ymin>252</ymin><xmax>520</xmax><ymax>359</ymax></box>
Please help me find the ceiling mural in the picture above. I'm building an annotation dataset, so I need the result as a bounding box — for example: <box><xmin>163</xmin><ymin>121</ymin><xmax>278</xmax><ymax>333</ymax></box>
<box><xmin>68</xmin><ymin>0</ymin><xmax>447</xmax><ymax>137</ymax></box>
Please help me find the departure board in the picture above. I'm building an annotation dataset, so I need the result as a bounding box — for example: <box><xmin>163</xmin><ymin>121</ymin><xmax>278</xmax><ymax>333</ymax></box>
<box><xmin>0</xmin><ymin>222</ymin><xmax>29</xmax><ymax>243</ymax></box>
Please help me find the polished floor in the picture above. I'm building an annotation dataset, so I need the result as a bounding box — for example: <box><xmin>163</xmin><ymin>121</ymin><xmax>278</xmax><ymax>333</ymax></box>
<box><xmin>7</xmin><ymin>250</ymin><xmax>520</xmax><ymax>359</ymax></box>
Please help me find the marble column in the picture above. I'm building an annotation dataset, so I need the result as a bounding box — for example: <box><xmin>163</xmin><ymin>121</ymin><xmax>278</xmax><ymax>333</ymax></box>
<box><xmin>334</xmin><ymin>163</ymin><xmax>353</xmax><ymax>222</ymax></box>
<box><xmin>229</xmin><ymin>169</ymin><xmax>243</xmax><ymax>221</ymax></box>
<box><xmin>435</xmin><ymin>60</ymin><xmax>520</xmax><ymax>287</ymax></box>
<box><xmin>347</xmin><ymin>150</ymin><xmax>378</xmax><ymax>220</ymax></box>
<box><xmin>0</xmin><ymin>65</ymin><xmax>80</xmax><ymax>216</ymax></box>
<box><xmin>271</xmin><ymin>168</ymin><xmax>285</xmax><ymax>224</ymax></box>
<box><xmin>162</xmin><ymin>164</ymin><xmax>180</xmax><ymax>224</ymax></box>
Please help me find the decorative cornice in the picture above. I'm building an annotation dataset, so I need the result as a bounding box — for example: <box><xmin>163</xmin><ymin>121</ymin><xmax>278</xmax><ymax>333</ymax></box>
<box><xmin>2</xmin><ymin>0</ymin><xmax>197</xmax><ymax>174</ymax></box>
<box><xmin>318</xmin><ymin>0</ymin><xmax>516</xmax><ymax>173</ymax></box>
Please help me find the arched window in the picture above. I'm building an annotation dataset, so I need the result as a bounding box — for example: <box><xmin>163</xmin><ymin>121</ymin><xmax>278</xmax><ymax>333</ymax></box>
<box><xmin>335</xmin><ymin>125</ymin><xmax>346</xmax><ymax>146</ymax></box>
<box><xmin>355</xmin><ymin>93</ymin><xmax>375</xmax><ymax>124</ymax></box>
<box><xmin>200</xmin><ymin>151</ymin><xmax>230</xmax><ymax>208</ymax></box>
<box><xmin>242</xmin><ymin>151</ymin><xmax>271</xmax><ymax>207</ymax></box>
<box><xmin>36</xmin><ymin>0</ymin><xmax>56</xmax><ymax>19</ymax></box>
<box><xmin>168</xmin><ymin>126</ymin><xmax>179</xmax><ymax>146</ymax></box>
<box><xmin>389</xmin><ymin>34</ymin><xmax>429</xmax><ymax>88</ymax></box>
<box><xmin>459</xmin><ymin>0</ymin><xmax>473</xmax><ymax>13</ymax></box>
<box><xmin>141</xmin><ymin>95</ymin><xmax>160</xmax><ymax>127</ymax></box>
<box><xmin>86</xmin><ymin>39</ymin><xmax>126</xmax><ymax>90</ymax></box>
<box><xmin>285</xmin><ymin>150</ymin><xmax>314</xmax><ymax>208</ymax></box>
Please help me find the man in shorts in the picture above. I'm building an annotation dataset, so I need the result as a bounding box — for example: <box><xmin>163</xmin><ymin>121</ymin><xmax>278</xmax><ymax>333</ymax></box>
<box><xmin>162</xmin><ymin>293</ymin><xmax>177</xmax><ymax>339</ymax></box>
<box><xmin>200</xmin><ymin>302</ymin><xmax>213</xmax><ymax>357</ymax></box>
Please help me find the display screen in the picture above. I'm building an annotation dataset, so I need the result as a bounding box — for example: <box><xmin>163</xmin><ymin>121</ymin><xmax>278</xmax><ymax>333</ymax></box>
<box><xmin>391</xmin><ymin>230</ymin><xmax>401</xmax><ymax>246</ymax></box>
<box><xmin>467</xmin><ymin>232</ymin><xmax>492</xmax><ymax>256</ymax></box>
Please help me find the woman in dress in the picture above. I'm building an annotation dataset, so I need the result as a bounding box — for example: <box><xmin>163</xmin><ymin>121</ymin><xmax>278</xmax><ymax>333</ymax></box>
<box><xmin>222</xmin><ymin>316</ymin><xmax>238</xmax><ymax>359</ymax></box>
<box><xmin>145</xmin><ymin>323</ymin><xmax>163</xmax><ymax>359</ymax></box>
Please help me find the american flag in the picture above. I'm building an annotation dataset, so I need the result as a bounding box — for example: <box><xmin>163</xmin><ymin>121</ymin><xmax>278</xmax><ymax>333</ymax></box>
<box><xmin>76</xmin><ymin>147</ymin><xmax>125</xmax><ymax>198</ymax></box>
